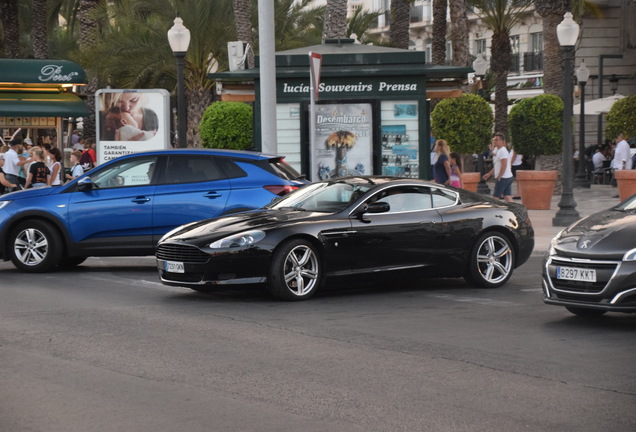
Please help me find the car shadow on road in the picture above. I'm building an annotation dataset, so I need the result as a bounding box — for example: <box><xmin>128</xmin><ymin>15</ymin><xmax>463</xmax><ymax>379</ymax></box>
<box><xmin>160</xmin><ymin>274</ymin><xmax>485</xmax><ymax>305</ymax></box>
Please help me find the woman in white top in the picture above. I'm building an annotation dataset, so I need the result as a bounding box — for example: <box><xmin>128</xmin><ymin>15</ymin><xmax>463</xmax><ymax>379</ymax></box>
<box><xmin>46</xmin><ymin>147</ymin><xmax>63</xmax><ymax>186</ymax></box>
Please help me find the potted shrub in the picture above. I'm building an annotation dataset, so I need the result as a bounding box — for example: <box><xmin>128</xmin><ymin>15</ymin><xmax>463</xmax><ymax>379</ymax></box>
<box><xmin>431</xmin><ymin>93</ymin><xmax>493</xmax><ymax>191</ymax></box>
<box><xmin>508</xmin><ymin>94</ymin><xmax>563</xmax><ymax>209</ymax></box>
<box><xmin>605</xmin><ymin>95</ymin><xmax>636</xmax><ymax>201</ymax></box>
<box><xmin>200</xmin><ymin>101</ymin><xmax>253</xmax><ymax>150</ymax></box>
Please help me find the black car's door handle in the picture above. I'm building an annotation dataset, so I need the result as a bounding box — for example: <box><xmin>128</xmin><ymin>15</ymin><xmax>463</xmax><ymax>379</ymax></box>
<box><xmin>204</xmin><ymin>192</ymin><xmax>222</xmax><ymax>199</ymax></box>
<box><xmin>132</xmin><ymin>196</ymin><xmax>151</xmax><ymax>204</ymax></box>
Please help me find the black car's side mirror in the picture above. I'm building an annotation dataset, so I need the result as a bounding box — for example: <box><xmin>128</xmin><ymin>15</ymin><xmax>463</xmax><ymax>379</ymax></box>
<box><xmin>366</xmin><ymin>201</ymin><xmax>390</xmax><ymax>213</ymax></box>
<box><xmin>352</xmin><ymin>201</ymin><xmax>390</xmax><ymax>220</ymax></box>
<box><xmin>77</xmin><ymin>177</ymin><xmax>95</xmax><ymax>192</ymax></box>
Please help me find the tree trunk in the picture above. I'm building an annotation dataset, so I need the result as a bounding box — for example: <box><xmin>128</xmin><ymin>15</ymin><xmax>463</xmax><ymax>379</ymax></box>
<box><xmin>389</xmin><ymin>0</ymin><xmax>410</xmax><ymax>49</ymax></box>
<box><xmin>490</xmin><ymin>30</ymin><xmax>511</xmax><ymax>135</ymax></box>
<box><xmin>432</xmin><ymin>0</ymin><xmax>447</xmax><ymax>65</ymax></box>
<box><xmin>186</xmin><ymin>86</ymin><xmax>213</xmax><ymax>148</ymax></box>
<box><xmin>534</xmin><ymin>1</ymin><xmax>568</xmax><ymax>96</ymax></box>
<box><xmin>78</xmin><ymin>0</ymin><xmax>101</xmax><ymax>139</ymax></box>
<box><xmin>322</xmin><ymin>0</ymin><xmax>348</xmax><ymax>40</ymax></box>
<box><xmin>0</xmin><ymin>0</ymin><xmax>20</xmax><ymax>58</ymax></box>
<box><xmin>232</xmin><ymin>0</ymin><xmax>253</xmax><ymax>68</ymax></box>
<box><xmin>449</xmin><ymin>0</ymin><xmax>470</xmax><ymax>67</ymax></box>
<box><xmin>31</xmin><ymin>0</ymin><xmax>48</xmax><ymax>58</ymax></box>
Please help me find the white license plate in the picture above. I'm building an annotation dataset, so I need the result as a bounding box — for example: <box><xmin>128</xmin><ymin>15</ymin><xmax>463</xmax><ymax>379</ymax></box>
<box><xmin>556</xmin><ymin>266</ymin><xmax>596</xmax><ymax>282</ymax></box>
<box><xmin>165</xmin><ymin>260</ymin><xmax>185</xmax><ymax>274</ymax></box>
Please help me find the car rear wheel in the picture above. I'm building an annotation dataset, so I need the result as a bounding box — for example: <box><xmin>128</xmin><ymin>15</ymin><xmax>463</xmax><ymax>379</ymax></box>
<box><xmin>269</xmin><ymin>239</ymin><xmax>321</xmax><ymax>301</ymax></box>
<box><xmin>465</xmin><ymin>232</ymin><xmax>514</xmax><ymax>288</ymax></box>
<box><xmin>565</xmin><ymin>307</ymin><xmax>607</xmax><ymax>317</ymax></box>
<box><xmin>9</xmin><ymin>220</ymin><xmax>62</xmax><ymax>272</ymax></box>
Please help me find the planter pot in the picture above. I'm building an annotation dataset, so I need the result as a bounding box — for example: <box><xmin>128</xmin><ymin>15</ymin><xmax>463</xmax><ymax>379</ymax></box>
<box><xmin>461</xmin><ymin>172</ymin><xmax>480</xmax><ymax>192</ymax></box>
<box><xmin>516</xmin><ymin>170</ymin><xmax>558</xmax><ymax>210</ymax></box>
<box><xmin>614</xmin><ymin>170</ymin><xmax>636</xmax><ymax>201</ymax></box>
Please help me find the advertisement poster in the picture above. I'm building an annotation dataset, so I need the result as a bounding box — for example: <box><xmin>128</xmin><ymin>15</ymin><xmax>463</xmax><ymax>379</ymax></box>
<box><xmin>313</xmin><ymin>103</ymin><xmax>372</xmax><ymax>181</ymax></box>
<box><xmin>96</xmin><ymin>89</ymin><xmax>170</xmax><ymax>165</ymax></box>
<box><xmin>381</xmin><ymin>124</ymin><xmax>419</xmax><ymax>178</ymax></box>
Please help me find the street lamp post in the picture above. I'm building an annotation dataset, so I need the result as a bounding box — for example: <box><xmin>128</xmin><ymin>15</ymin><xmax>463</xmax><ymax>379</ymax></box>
<box><xmin>553</xmin><ymin>12</ymin><xmax>581</xmax><ymax>226</ymax></box>
<box><xmin>472</xmin><ymin>53</ymin><xmax>490</xmax><ymax>194</ymax></box>
<box><xmin>167</xmin><ymin>15</ymin><xmax>191</xmax><ymax>148</ymax></box>
<box><xmin>574</xmin><ymin>59</ymin><xmax>590</xmax><ymax>188</ymax></box>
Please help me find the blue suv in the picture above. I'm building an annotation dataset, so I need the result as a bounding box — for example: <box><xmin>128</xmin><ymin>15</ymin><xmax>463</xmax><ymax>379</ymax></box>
<box><xmin>0</xmin><ymin>149</ymin><xmax>305</xmax><ymax>272</ymax></box>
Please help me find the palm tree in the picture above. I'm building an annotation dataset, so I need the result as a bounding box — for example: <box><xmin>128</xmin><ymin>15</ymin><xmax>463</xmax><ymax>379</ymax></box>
<box><xmin>77</xmin><ymin>0</ymin><xmax>100</xmax><ymax>138</ymax></box>
<box><xmin>432</xmin><ymin>0</ymin><xmax>447</xmax><ymax>65</ymax></box>
<box><xmin>449</xmin><ymin>0</ymin><xmax>470</xmax><ymax>67</ymax></box>
<box><xmin>31</xmin><ymin>0</ymin><xmax>48</xmax><ymax>58</ymax></box>
<box><xmin>232</xmin><ymin>0</ymin><xmax>253</xmax><ymax>68</ymax></box>
<box><xmin>322</xmin><ymin>0</ymin><xmax>347</xmax><ymax>40</ymax></box>
<box><xmin>263</xmin><ymin>0</ymin><xmax>324</xmax><ymax>51</ymax></box>
<box><xmin>83</xmin><ymin>0</ymin><xmax>236</xmax><ymax>147</ymax></box>
<box><xmin>389</xmin><ymin>0</ymin><xmax>410</xmax><ymax>49</ymax></box>
<box><xmin>1</xmin><ymin>0</ymin><xmax>21</xmax><ymax>58</ymax></box>
<box><xmin>346</xmin><ymin>5</ymin><xmax>383</xmax><ymax>45</ymax></box>
<box><xmin>468</xmin><ymin>0</ymin><xmax>532</xmax><ymax>135</ymax></box>
<box><xmin>535</xmin><ymin>0</ymin><xmax>602</xmax><ymax>96</ymax></box>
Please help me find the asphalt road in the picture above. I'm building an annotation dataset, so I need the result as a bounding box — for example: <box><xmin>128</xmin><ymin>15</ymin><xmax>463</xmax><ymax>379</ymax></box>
<box><xmin>1</xmin><ymin>256</ymin><xmax>635</xmax><ymax>432</ymax></box>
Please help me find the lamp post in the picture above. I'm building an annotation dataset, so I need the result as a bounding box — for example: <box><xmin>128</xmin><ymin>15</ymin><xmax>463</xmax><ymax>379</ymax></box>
<box><xmin>574</xmin><ymin>59</ymin><xmax>590</xmax><ymax>188</ymax></box>
<box><xmin>472</xmin><ymin>53</ymin><xmax>490</xmax><ymax>194</ymax></box>
<box><xmin>168</xmin><ymin>14</ymin><xmax>191</xmax><ymax>148</ymax></box>
<box><xmin>553</xmin><ymin>12</ymin><xmax>580</xmax><ymax>226</ymax></box>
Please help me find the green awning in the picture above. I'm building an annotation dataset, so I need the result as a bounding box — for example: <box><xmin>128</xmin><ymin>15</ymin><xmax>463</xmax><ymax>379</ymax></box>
<box><xmin>0</xmin><ymin>92</ymin><xmax>88</xmax><ymax>117</ymax></box>
<box><xmin>0</xmin><ymin>59</ymin><xmax>87</xmax><ymax>85</ymax></box>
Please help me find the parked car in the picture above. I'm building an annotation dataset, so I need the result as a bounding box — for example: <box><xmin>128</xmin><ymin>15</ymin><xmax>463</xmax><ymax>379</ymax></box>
<box><xmin>543</xmin><ymin>195</ymin><xmax>636</xmax><ymax>317</ymax></box>
<box><xmin>0</xmin><ymin>149</ymin><xmax>305</xmax><ymax>272</ymax></box>
<box><xmin>156</xmin><ymin>177</ymin><xmax>535</xmax><ymax>300</ymax></box>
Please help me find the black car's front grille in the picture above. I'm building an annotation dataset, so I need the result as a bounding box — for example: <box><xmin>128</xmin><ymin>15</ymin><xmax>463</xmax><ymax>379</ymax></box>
<box><xmin>156</xmin><ymin>243</ymin><xmax>209</xmax><ymax>263</ymax></box>
<box><xmin>548</xmin><ymin>258</ymin><xmax>618</xmax><ymax>294</ymax></box>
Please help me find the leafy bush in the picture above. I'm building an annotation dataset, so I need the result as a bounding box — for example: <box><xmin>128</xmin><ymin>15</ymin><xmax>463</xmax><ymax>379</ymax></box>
<box><xmin>199</xmin><ymin>102</ymin><xmax>253</xmax><ymax>150</ymax></box>
<box><xmin>431</xmin><ymin>93</ymin><xmax>493</xmax><ymax>155</ymax></box>
<box><xmin>605</xmin><ymin>95</ymin><xmax>636</xmax><ymax>140</ymax></box>
<box><xmin>508</xmin><ymin>94</ymin><xmax>563</xmax><ymax>156</ymax></box>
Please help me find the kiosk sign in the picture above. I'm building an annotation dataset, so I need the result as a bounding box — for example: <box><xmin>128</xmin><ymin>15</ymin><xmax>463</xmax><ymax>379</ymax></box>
<box><xmin>96</xmin><ymin>89</ymin><xmax>170</xmax><ymax>164</ymax></box>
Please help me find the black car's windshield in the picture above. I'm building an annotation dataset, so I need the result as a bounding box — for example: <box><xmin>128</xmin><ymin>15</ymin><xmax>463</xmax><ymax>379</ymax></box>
<box><xmin>616</xmin><ymin>195</ymin><xmax>636</xmax><ymax>211</ymax></box>
<box><xmin>269</xmin><ymin>181</ymin><xmax>372</xmax><ymax>212</ymax></box>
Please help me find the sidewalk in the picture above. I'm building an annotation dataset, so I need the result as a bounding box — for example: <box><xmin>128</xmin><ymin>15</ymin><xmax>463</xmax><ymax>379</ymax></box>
<box><xmin>521</xmin><ymin>183</ymin><xmax>618</xmax><ymax>255</ymax></box>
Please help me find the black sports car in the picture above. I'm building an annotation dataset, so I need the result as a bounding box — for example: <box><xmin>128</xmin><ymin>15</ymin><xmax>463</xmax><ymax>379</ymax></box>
<box><xmin>543</xmin><ymin>195</ymin><xmax>636</xmax><ymax>317</ymax></box>
<box><xmin>156</xmin><ymin>177</ymin><xmax>534</xmax><ymax>300</ymax></box>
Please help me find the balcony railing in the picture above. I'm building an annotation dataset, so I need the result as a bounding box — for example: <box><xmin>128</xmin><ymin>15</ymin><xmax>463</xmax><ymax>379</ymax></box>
<box><xmin>510</xmin><ymin>53</ymin><xmax>520</xmax><ymax>73</ymax></box>
<box><xmin>523</xmin><ymin>52</ymin><xmax>544</xmax><ymax>72</ymax></box>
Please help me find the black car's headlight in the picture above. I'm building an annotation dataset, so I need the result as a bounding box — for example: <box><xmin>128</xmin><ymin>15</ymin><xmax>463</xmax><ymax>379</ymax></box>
<box><xmin>0</xmin><ymin>200</ymin><xmax>11</xmax><ymax>210</ymax></box>
<box><xmin>623</xmin><ymin>248</ymin><xmax>636</xmax><ymax>261</ymax></box>
<box><xmin>210</xmin><ymin>230</ymin><xmax>266</xmax><ymax>249</ymax></box>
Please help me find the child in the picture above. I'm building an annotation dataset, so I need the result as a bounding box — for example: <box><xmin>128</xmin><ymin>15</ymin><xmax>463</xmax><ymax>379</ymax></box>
<box><xmin>105</xmin><ymin>106</ymin><xmax>155</xmax><ymax>141</ymax></box>
<box><xmin>66</xmin><ymin>150</ymin><xmax>84</xmax><ymax>182</ymax></box>
<box><xmin>24</xmin><ymin>148</ymin><xmax>49</xmax><ymax>189</ymax></box>
<box><xmin>449</xmin><ymin>152</ymin><xmax>463</xmax><ymax>188</ymax></box>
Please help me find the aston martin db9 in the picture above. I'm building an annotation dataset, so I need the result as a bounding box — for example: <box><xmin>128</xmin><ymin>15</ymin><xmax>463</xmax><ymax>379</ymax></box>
<box><xmin>156</xmin><ymin>177</ymin><xmax>534</xmax><ymax>300</ymax></box>
<box><xmin>543</xmin><ymin>195</ymin><xmax>636</xmax><ymax>317</ymax></box>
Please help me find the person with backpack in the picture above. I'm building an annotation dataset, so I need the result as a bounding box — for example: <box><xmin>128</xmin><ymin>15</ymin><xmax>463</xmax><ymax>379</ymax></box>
<box><xmin>80</xmin><ymin>140</ymin><xmax>96</xmax><ymax>172</ymax></box>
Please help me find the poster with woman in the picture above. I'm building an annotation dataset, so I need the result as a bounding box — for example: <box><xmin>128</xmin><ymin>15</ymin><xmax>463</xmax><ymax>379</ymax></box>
<box><xmin>96</xmin><ymin>89</ymin><xmax>170</xmax><ymax>164</ymax></box>
<box><xmin>312</xmin><ymin>103</ymin><xmax>372</xmax><ymax>181</ymax></box>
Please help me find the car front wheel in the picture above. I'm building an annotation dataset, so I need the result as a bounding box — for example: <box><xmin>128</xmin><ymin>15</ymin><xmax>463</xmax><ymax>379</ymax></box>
<box><xmin>269</xmin><ymin>239</ymin><xmax>321</xmax><ymax>301</ymax></box>
<box><xmin>9</xmin><ymin>220</ymin><xmax>63</xmax><ymax>272</ymax></box>
<box><xmin>466</xmin><ymin>232</ymin><xmax>514</xmax><ymax>288</ymax></box>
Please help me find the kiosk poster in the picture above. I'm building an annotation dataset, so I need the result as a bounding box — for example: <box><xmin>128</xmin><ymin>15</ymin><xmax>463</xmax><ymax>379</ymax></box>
<box><xmin>313</xmin><ymin>103</ymin><xmax>372</xmax><ymax>181</ymax></box>
<box><xmin>96</xmin><ymin>89</ymin><xmax>170</xmax><ymax>164</ymax></box>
